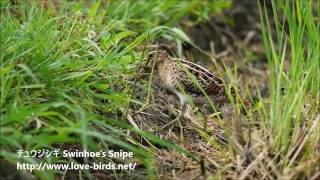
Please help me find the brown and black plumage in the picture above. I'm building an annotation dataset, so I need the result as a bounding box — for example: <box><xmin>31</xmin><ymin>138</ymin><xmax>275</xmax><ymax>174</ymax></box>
<box><xmin>148</xmin><ymin>50</ymin><xmax>229</xmax><ymax>110</ymax></box>
<box><xmin>148</xmin><ymin>50</ymin><xmax>249</xmax><ymax>143</ymax></box>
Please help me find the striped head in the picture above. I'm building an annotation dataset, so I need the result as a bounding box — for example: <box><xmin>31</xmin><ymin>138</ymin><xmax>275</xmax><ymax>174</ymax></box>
<box><xmin>147</xmin><ymin>50</ymin><xmax>171</xmax><ymax>65</ymax></box>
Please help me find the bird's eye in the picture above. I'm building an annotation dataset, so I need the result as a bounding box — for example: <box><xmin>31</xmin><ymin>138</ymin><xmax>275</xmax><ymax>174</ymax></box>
<box><xmin>147</xmin><ymin>52</ymin><xmax>155</xmax><ymax>60</ymax></box>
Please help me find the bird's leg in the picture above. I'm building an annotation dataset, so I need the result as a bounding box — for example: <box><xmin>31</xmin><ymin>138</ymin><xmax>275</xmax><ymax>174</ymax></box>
<box><xmin>161</xmin><ymin>91</ymin><xmax>186</xmax><ymax>144</ymax></box>
<box><xmin>177</xmin><ymin>102</ymin><xmax>186</xmax><ymax>144</ymax></box>
<box><xmin>176</xmin><ymin>102</ymin><xmax>186</xmax><ymax>122</ymax></box>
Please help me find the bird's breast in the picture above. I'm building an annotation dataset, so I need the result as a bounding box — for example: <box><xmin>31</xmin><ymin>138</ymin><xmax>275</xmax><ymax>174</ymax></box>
<box><xmin>157</xmin><ymin>62</ymin><xmax>175</xmax><ymax>90</ymax></box>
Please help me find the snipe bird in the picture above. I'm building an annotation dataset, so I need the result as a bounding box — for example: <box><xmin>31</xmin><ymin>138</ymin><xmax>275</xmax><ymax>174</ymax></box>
<box><xmin>148</xmin><ymin>50</ymin><xmax>233</xmax><ymax>122</ymax></box>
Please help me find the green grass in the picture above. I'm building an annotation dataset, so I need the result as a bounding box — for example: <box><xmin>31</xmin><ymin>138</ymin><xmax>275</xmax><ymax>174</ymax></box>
<box><xmin>1</xmin><ymin>0</ymin><xmax>319</xmax><ymax>179</ymax></box>
<box><xmin>258</xmin><ymin>0</ymin><xmax>319</xmax><ymax>176</ymax></box>
<box><xmin>0</xmin><ymin>0</ymin><xmax>230</xmax><ymax>179</ymax></box>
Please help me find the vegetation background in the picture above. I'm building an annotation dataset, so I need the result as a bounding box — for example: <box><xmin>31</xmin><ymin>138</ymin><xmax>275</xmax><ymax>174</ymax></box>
<box><xmin>0</xmin><ymin>0</ymin><xmax>319</xmax><ymax>179</ymax></box>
